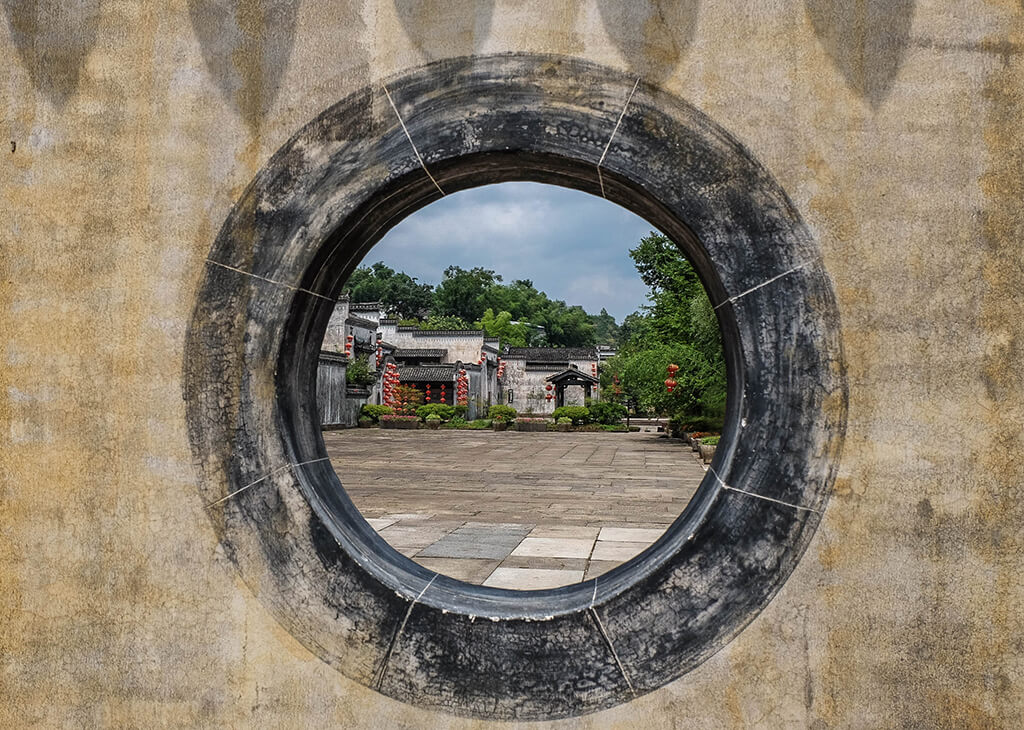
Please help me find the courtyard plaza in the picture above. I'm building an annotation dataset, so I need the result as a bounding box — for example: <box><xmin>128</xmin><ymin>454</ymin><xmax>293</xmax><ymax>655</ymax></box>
<box><xmin>325</xmin><ymin>428</ymin><xmax>706</xmax><ymax>589</ymax></box>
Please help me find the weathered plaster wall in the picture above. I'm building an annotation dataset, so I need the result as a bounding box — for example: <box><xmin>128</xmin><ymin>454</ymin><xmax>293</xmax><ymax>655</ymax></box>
<box><xmin>2</xmin><ymin>1</ymin><xmax>1023</xmax><ymax>727</ymax></box>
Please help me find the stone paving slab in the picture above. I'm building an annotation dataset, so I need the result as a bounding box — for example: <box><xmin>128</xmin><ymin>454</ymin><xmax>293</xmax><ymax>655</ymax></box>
<box><xmin>510</xmin><ymin>537</ymin><xmax>595</xmax><ymax>559</ymax></box>
<box><xmin>484</xmin><ymin>567</ymin><xmax>586</xmax><ymax>590</ymax></box>
<box><xmin>598</xmin><ymin>527</ymin><xmax>667</xmax><ymax>543</ymax></box>
<box><xmin>590</xmin><ymin>541</ymin><xmax>653</xmax><ymax>562</ymax></box>
<box><xmin>325</xmin><ymin>429</ymin><xmax>706</xmax><ymax>588</ymax></box>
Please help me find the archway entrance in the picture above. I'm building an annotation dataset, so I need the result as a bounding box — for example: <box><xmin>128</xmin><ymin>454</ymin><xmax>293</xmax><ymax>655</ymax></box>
<box><xmin>548</xmin><ymin>367</ymin><xmax>599</xmax><ymax>407</ymax></box>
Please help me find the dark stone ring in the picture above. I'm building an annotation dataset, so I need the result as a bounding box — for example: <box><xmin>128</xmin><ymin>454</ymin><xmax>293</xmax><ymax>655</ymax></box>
<box><xmin>183</xmin><ymin>53</ymin><xmax>847</xmax><ymax>721</ymax></box>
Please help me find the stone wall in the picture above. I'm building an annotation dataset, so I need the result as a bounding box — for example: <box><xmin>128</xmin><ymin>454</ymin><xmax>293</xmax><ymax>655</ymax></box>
<box><xmin>3</xmin><ymin>2</ymin><xmax>1023</xmax><ymax>727</ymax></box>
<box><xmin>387</xmin><ymin>328</ymin><xmax>487</xmax><ymax>365</ymax></box>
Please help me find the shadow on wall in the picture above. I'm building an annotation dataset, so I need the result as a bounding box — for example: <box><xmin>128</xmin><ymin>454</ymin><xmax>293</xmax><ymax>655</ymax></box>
<box><xmin>187</xmin><ymin>0</ymin><xmax>301</xmax><ymax>129</ymax></box>
<box><xmin>597</xmin><ymin>0</ymin><xmax>699</xmax><ymax>84</ymax></box>
<box><xmin>2</xmin><ymin>0</ymin><xmax>101</xmax><ymax>108</ymax></box>
<box><xmin>393</xmin><ymin>0</ymin><xmax>494</xmax><ymax>60</ymax></box>
<box><xmin>806</xmin><ymin>0</ymin><xmax>915</xmax><ymax>110</ymax></box>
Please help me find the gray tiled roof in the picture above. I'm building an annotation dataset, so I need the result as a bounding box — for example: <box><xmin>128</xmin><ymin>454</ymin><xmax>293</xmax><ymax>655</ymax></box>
<box><xmin>394</xmin><ymin>349</ymin><xmax>448</xmax><ymax>359</ymax></box>
<box><xmin>345</xmin><ymin>315</ymin><xmax>377</xmax><ymax>329</ymax></box>
<box><xmin>397</xmin><ymin>365</ymin><xmax>457</xmax><ymax>382</ymax></box>
<box><xmin>503</xmin><ymin>347</ymin><xmax>598</xmax><ymax>361</ymax></box>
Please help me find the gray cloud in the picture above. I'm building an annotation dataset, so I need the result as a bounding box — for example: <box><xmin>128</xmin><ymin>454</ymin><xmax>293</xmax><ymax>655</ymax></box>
<box><xmin>366</xmin><ymin>183</ymin><xmax>655</xmax><ymax>322</ymax></box>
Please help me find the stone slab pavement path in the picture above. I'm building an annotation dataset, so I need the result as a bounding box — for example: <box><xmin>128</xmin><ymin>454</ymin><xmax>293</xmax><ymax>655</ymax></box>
<box><xmin>324</xmin><ymin>429</ymin><xmax>706</xmax><ymax>589</ymax></box>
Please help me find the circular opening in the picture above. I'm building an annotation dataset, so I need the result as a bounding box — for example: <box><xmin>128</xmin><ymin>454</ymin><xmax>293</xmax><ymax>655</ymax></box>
<box><xmin>278</xmin><ymin>155</ymin><xmax>743</xmax><ymax>619</ymax></box>
<box><xmin>184</xmin><ymin>54</ymin><xmax>846</xmax><ymax>720</ymax></box>
<box><xmin>321</xmin><ymin>181</ymin><xmax>729</xmax><ymax>592</ymax></box>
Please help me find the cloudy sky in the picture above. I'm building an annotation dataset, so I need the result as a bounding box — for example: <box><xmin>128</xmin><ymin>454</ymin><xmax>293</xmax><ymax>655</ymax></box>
<box><xmin>364</xmin><ymin>182</ymin><xmax>657</xmax><ymax>323</ymax></box>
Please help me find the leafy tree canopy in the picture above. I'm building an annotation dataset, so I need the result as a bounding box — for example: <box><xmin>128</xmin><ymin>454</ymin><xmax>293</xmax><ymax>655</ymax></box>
<box><xmin>344</xmin><ymin>262</ymin><xmax>433</xmax><ymax>320</ymax></box>
<box><xmin>605</xmin><ymin>232</ymin><xmax>726</xmax><ymax>419</ymax></box>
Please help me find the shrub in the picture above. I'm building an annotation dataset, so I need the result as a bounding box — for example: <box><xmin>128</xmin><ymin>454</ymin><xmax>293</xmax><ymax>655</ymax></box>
<box><xmin>587</xmin><ymin>401</ymin><xmax>627</xmax><ymax>425</ymax></box>
<box><xmin>488</xmin><ymin>404</ymin><xmax>517</xmax><ymax>421</ymax></box>
<box><xmin>552</xmin><ymin>405</ymin><xmax>590</xmax><ymax>425</ymax></box>
<box><xmin>392</xmin><ymin>385</ymin><xmax>423</xmax><ymax>415</ymax></box>
<box><xmin>416</xmin><ymin>403</ymin><xmax>455</xmax><ymax>421</ymax></box>
<box><xmin>443</xmin><ymin>416</ymin><xmax>468</xmax><ymax>429</ymax></box>
<box><xmin>425</xmin><ymin>414</ymin><xmax>441</xmax><ymax>422</ymax></box>
<box><xmin>345</xmin><ymin>358</ymin><xmax>375</xmax><ymax>387</ymax></box>
<box><xmin>360</xmin><ymin>404</ymin><xmax>393</xmax><ymax>423</ymax></box>
<box><xmin>466</xmin><ymin>419</ymin><xmax>492</xmax><ymax>430</ymax></box>
<box><xmin>556</xmin><ymin>417</ymin><xmax>572</xmax><ymax>425</ymax></box>
<box><xmin>700</xmin><ymin>435</ymin><xmax>721</xmax><ymax>445</ymax></box>
<box><xmin>671</xmin><ymin>414</ymin><xmax>725</xmax><ymax>433</ymax></box>
<box><xmin>453</xmin><ymin>404</ymin><xmax>468</xmax><ymax>419</ymax></box>
<box><xmin>357</xmin><ymin>416</ymin><xmax>373</xmax><ymax>427</ymax></box>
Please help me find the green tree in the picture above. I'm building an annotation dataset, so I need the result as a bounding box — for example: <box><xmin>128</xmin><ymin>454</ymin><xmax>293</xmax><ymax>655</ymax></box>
<box><xmin>432</xmin><ymin>266</ymin><xmax>499</xmax><ymax>322</ymax></box>
<box><xmin>611</xmin><ymin>232</ymin><xmax>726</xmax><ymax>418</ymax></box>
<box><xmin>588</xmin><ymin>307</ymin><xmax>620</xmax><ymax>345</ymax></box>
<box><xmin>344</xmin><ymin>262</ymin><xmax>433</xmax><ymax>319</ymax></box>
<box><xmin>476</xmin><ymin>308</ymin><xmax>530</xmax><ymax>347</ymax></box>
<box><xmin>422</xmin><ymin>314</ymin><xmax>473</xmax><ymax>330</ymax></box>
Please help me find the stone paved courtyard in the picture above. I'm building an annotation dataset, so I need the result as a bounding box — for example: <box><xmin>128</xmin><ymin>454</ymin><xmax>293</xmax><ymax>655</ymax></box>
<box><xmin>325</xmin><ymin>429</ymin><xmax>706</xmax><ymax>589</ymax></box>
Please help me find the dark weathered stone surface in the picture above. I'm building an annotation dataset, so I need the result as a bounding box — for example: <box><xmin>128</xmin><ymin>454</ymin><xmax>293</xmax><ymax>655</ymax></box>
<box><xmin>182</xmin><ymin>54</ymin><xmax>846</xmax><ymax>719</ymax></box>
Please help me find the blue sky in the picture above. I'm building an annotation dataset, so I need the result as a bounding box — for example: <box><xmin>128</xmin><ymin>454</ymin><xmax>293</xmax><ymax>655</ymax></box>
<box><xmin>364</xmin><ymin>182</ymin><xmax>657</xmax><ymax>323</ymax></box>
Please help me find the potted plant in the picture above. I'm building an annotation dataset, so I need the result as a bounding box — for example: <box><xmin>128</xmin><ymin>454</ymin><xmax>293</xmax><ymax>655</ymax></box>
<box><xmin>425</xmin><ymin>413</ymin><xmax>442</xmax><ymax>430</ymax></box>
<box><xmin>698</xmin><ymin>435</ymin><xmax>720</xmax><ymax>464</ymax></box>
<box><xmin>516</xmin><ymin>417</ymin><xmax>548</xmax><ymax>432</ymax></box>
<box><xmin>556</xmin><ymin>416</ymin><xmax>572</xmax><ymax>432</ymax></box>
<box><xmin>380</xmin><ymin>414</ymin><xmax>420</xmax><ymax>430</ymax></box>
<box><xmin>491</xmin><ymin>415</ymin><xmax>508</xmax><ymax>432</ymax></box>
<box><xmin>358</xmin><ymin>416</ymin><xmax>373</xmax><ymax>428</ymax></box>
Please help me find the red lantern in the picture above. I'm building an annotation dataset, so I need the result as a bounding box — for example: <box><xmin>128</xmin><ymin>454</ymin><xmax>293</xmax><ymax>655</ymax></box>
<box><xmin>545</xmin><ymin>384</ymin><xmax>553</xmax><ymax>391</ymax></box>
<box><xmin>667</xmin><ymin>363</ymin><xmax>679</xmax><ymax>375</ymax></box>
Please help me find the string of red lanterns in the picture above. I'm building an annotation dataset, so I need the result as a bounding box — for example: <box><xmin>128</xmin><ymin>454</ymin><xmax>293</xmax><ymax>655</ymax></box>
<box><xmin>456</xmin><ymin>368</ymin><xmax>469</xmax><ymax>406</ymax></box>
<box><xmin>382</xmin><ymin>362</ymin><xmax>400</xmax><ymax>406</ymax></box>
<box><xmin>665</xmin><ymin>363</ymin><xmax>679</xmax><ymax>394</ymax></box>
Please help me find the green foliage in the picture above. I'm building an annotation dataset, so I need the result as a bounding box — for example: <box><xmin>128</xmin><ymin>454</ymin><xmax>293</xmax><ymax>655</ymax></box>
<box><xmin>433</xmin><ymin>266</ymin><xmax>499</xmax><ymax>322</ymax></box>
<box><xmin>700</xmin><ymin>435</ymin><xmax>720</xmax><ymax>445</ymax></box>
<box><xmin>551</xmin><ymin>406</ymin><xmax>590</xmax><ymax>425</ymax></box>
<box><xmin>608</xmin><ymin>232</ymin><xmax>727</xmax><ymax>419</ymax></box>
<box><xmin>588</xmin><ymin>307</ymin><xmax>620</xmax><ymax>346</ymax></box>
<box><xmin>392</xmin><ymin>385</ymin><xmax>423</xmax><ymax>415</ymax></box>
<box><xmin>422</xmin><ymin>313</ymin><xmax>473</xmax><ymax>330</ymax></box>
<box><xmin>416</xmin><ymin>403</ymin><xmax>456</xmax><ymax>421</ymax></box>
<box><xmin>348</xmin><ymin>264</ymin><xmax>611</xmax><ymax>349</ymax></box>
<box><xmin>487</xmin><ymin>404</ymin><xmax>517</xmax><ymax>421</ymax></box>
<box><xmin>443</xmin><ymin>416</ymin><xmax>468</xmax><ymax>429</ymax></box>
<box><xmin>359</xmin><ymin>404</ymin><xmax>393</xmax><ymax>423</ymax></box>
<box><xmin>425</xmin><ymin>414</ymin><xmax>442</xmax><ymax>422</ymax></box>
<box><xmin>466</xmin><ymin>419</ymin><xmax>492</xmax><ymax>429</ymax></box>
<box><xmin>556</xmin><ymin>417</ymin><xmax>572</xmax><ymax>425</ymax></box>
<box><xmin>345</xmin><ymin>358</ymin><xmax>375</xmax><ymax>387</ymax></box>
<box><xmin>344</xmin><ymin>262</ymin><xmax>433</xmax><ymax>319</ymax></box>
<box><xmin>670</xmin><ymin>414</ymin><xmax>724</xmax><ymax>433</ymax></box>
<box><xmin>476</xmin><ymin>308</ymin><xmax>529</xmax><ymax>347</ymax></box>
<box><xmin>453</xmin><ymin>404</ymin><xmax>468</xmax><ymax>419</ymax></box>
<box><xmin>587</xmin><ymin>401</ymin><xmax>627</xmax><ymax>425</ymax></box>
<box><xmin>358</xmin><ymin>416</ymin><xmax>373</xmax><ymax>426</ymax></box>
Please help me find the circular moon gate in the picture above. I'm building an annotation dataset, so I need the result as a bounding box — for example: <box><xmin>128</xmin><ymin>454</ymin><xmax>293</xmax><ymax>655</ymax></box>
<box><xmin>183</xmin><ymin>54</ymin><xmax>847</xmax><ymax>720</ymax></box>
